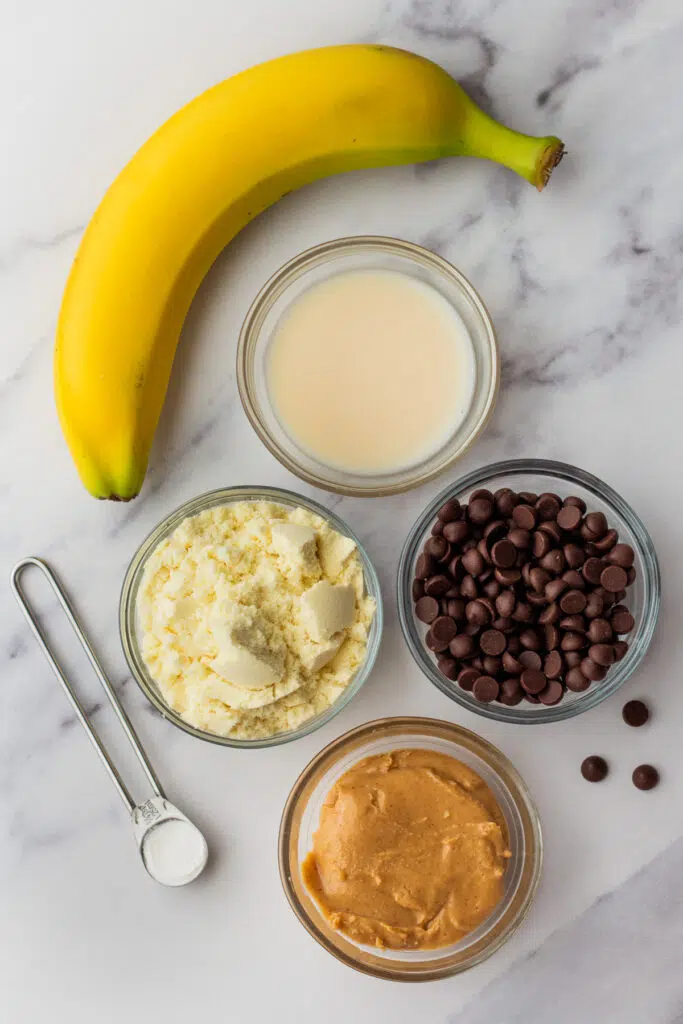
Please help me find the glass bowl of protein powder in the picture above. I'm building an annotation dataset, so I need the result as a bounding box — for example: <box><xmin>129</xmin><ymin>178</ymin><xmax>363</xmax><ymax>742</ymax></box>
<box><xmin>237</xmin><ymin>237</ymin><xmax>499</xmax><ymax>497</ymax></box>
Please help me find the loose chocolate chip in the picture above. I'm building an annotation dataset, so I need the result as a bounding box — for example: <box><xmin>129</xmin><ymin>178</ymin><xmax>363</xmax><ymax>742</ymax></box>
<box><xmin>538</xmin><ymin>520</ymin><xmax>563</xmax><ymax>544</ymax></box>
<box><xmin>561</xmin><ymin>631</ymin><xmax>585</xmax><ymax>652</ymax></box>
<box><xmin>412</xmin><ymin>579</ymin><xmax>425</xmax><ymax>602</ymax></box>
<box><xmin>564</xmin><ymin>495</ymin><xmax>587</xmax><ymax>513</ymax></box>
<box><xmin>477</xmin><ymin>537</ymin><xmax>493</xmax><ymax>565</ymax></box>
<box><xmin>465</xmin><ymin>622</ymin><xmax>483</xmax><ymax>636</ymax></box>
<box><xmin>502</xmin><ymin>651</ymin><xmax>523</xmax><ymax>675</ymax></box>
<box><xmin>584</xmin><ymin>511</ymin><xmax>608</xmax><ymax>539</ymax></box>
<box><xmin>519</xmin><ymin>628</ymin><xmax>541</xmax><ymax>651</ymax></box>
<box><xmin>556</xmin><ymin>504</ymin><xmax>582</xmax><ymax>531</ymax></box>
<box><xmin>537</xmin><ymin>495</ymin><xmax>561</xmax><ymax>521</ymax></box>
<box><xmin>512</xmin><ymin>504</ymin><xmax>537</xmax><ymax>531</ymax></box>
<box><xmin>499</xmin><ymin>678</ymin><xmax>523</xmax><ymax>705</ymax></box>
<box><xmin>437</xmin><ymin>498</ymin><xmax>462</xmax><ymax>523</ymax></box>
<box><xmin>564</xmin><ymin>543</ymin><xmax>586</xmax><ymax>569</ymax></box>
<box><xmin>493</xmin><ymin>616</ymin><xmax>513</xmax><ymax>633</ymax></box>
<box><xmin>484</xmin><ymin>518</ymin><xmax>508</xmax><ymax>540</ymax></box>
<box><xmin>468</xmin><ymin>497</ymin><xmax>494</xmax><ymax>525</ymax></box>
<box><xmin>471</xmin><ymin>489</ymin><xmax>494</xmax><ymax>503</ymax></box>
<box><xmin>431</xmin><ymin>520</ymin><xmax>445</xmax><ymax>536</ymax></box>
<box><xmin>461</xmin><ymin>548</ymin><xmax>486</xmax><ymax>577</ymax></box>
<box><xmin>521</xmin><ymin>668</ymin><xmax>547</xmax><ymax>694</ymax></box>
<box><xmin>480</xmin><ymin>629</ymin><xmax>506</xmax><ymax>656</ymax></box>
<box><xmin>564</xmin><ymin>650</ymin><xmax>583</xmax><ymax>668</ymax></box>
<box><xmin>601</xmin><ymin>565</ymin><xmax>628</xmax><ymax>593</ymax></box>
<box><xmin>443</xmin><ymin>520</ymin><xmax>469</xmax><ymax>544</ymax></box>
<box><xmin>495</xmin><ymin>590</ymin><xmax>516</xmax><ymax>618</ymax></box>
<box><xmin>632</xmin><ymin>764</ymin><xmax>659</xmax><ymax>790</ymax></box>
<box><xmin>626</xmin><ymin>566</ymin><xmax>637</xmax><ymax>585</ymax></box>
<box><xmin>560</xmin><ymin>614</ymin><xmax>586</xmax><ymax>633</ymax></box>
<box><xmin>484</xmin><ymin>658</ymin><xmax>503</xmax><ymax>678</ymax></box>
<box><xmin>580</xmin><ymin>657</ymin><xmax>607</xmax><ymax>682</ymax></box>
<box><xmin>415</xmin><ymin>553</ymin><xmax>434</xmax><ymax>580</ymax></box>
<box><xmin>622</xmin><ymin>700</ymin><xmax>649</xmax><ymax>727</ymax></box>
<box><xmin>482</xmin><ymin>578</ymin><xmax>501</xmax><ymax>600</ymax></box>
<box><xmin>431</xmin><ymin>616</ymin><xmax>458</xmax><ymax>643</ymax></box>
<box><xmin>560</xmin><ymin>589</ymin><xmax>587</xmax><ymax>615</ymax></box>
<box><xmin>508</xmin><ymin>528</ymin><xmax>532</xmax><ymax>550</ymax></box>
<box><xmin>582</xmin><ymin>557</ymin><xmax>605</xmax><ymax>586</ymax></box>
<box><xmin>566</xmin><ymin>667</ymin><xmax>590</xmax><ymax>692</ymax></box>
<box><xmin>457</xmin><ymin>667</ymin><xmax>478</xmax><ymax>691</ymax></box>
<box><xmin>592</xmin><ymin>528</ymin><xmax>618</xmax><ymax>553</ymax></box>
<box><xmin>495</xmin><ymin>567</ymin><xmax>521</xmax><ymax>585</ymax></box>
<box><xmin>415</xmin><ymin>596</ymin><xmax>440</xmax><ymax>623</ymax></box>
<box><xmin>512</xmin><ymin>601</ymin><xmax>534</xmax><ymax>623</ymax></box>
<box><xmin>612</xmin><ymin>588</ymin><xmax>627</xmax><ymax>603</ymax></box>
<box><xmin>538</xmin><ymin>602</ymin><xmax>560</xmax><ymax>625</ymax></box>
<box><xmin>495</xmin><ymin>488</ymin><xmax>519</xmax><ymax>516</ymax></box>
<box><xmin>445</xmin><ymin>585</ymin><xmax>460</xmax><ymax>598</ymax></box>
<box><xmin>471</xmin><ymin>656</ymin><xmax>485</xmax><ymax>672</ymax></box>
<box><xmin>425</xmin><ymin>535</ymin><xmax>449</xmax><ymax>560</ymax></box>
<box><xmin>518</xmin><ymin>491</ymin><xmax>538</xmax><ymax>504</ymax></box>
<box><xmin>581</xmin><ymin>755</ymin><xmax>608</xmax><ymax>782</ymax></box>
<box><xmin>562</xmin><ymin>569</ymin><xmax>586</xmax><ymax>590</ymax></box>
<box><xmin>584</xmin><ymin>592</ymin><xmax>605</xmax><ymax>619</ymax></box>
<box><xmin>437</xmin><ymin>657</ymin><xmax>459</xmax><ymax>680</ymax></box>
<box><xmin>460</xmin><ymin>575</ymin><xmax>479</xmax><ymax>599</ymax></box>
<box><xmin>519</xmin><ymin>650</ymin><xmax>543</xmax><ymax>672</ymax></box>
<box><xmin>544</xmin><ymin>650</ymin><xmax>563</xmax><ymax>678</ymax></box>
<box><xmin>491</xmin><ymin>539</ymin><xmax>517</xmax><ymax>568</ymax></box>
<box><xmin>588</xmin><ymin>643</ymin><xmax>615</xmax><ymax>667</ymax></box>
<box><xmin>444</xmin><ymin>598</ymin><xmax>466</xmax><ymax>621</ymax></box>
<box><xmin>613</xmin><ymin>640</ymin><xmax>629</xmax><ymax>661</ymax></box>
<box><xmin>473</xmin><ymin>675</ymin><xmax>499</xmax><ymax>703</ymax></box>
<box><xmin>538</xmin><ymin>680</ymin><xmax>564</xmax><ymax>705</ymax></box>
<box><xmin>611</xmin><ymin>606</ymin><xmax>635</xmax><ymax>634</ymax></box>
<box><xmin>528</xmin><ymin>591</ymin><xmax>549</xmax><ymax>608</ymax></box>
<box><xmin>533</xmin><ymin>531</ymin><xmax>553</xmax><ymax>559</ymax></box>
<box><xmin>529</xmin><ymin>567</ymin><xmax>551</xmax><ymax>593</ymax></box>
<box><xmin>424</xmin><ymin>574</ymin><xmax>452</xmax><ymax>598</ymax></box>
<box><xmin>587</xmin><ymin>618</ymin><xmax>612</xmax><ymax>643</ymax></box>
<box><xmin>450</xmin><ymin>634</ymin><xmax>474</xmax><ymax>659</ymax></box>
<box><xmin>544</xmin><ymin>623</ymin><xmax>560</xmax><ymax>650</ymax></box>
<box><xmin>525</xmin><ymin>694</ymin><xmax>540</xmax><ymax>704</ymax></box>
<box><xmin>466</xmin><ymin>600</ymin><xmax>491</xmax><ymax>626</ymax></box>
<box><xmin>426</xmin><ymin>629</ymin><xmax>451</xmax><ymax>652</ymax></box>
<box><xmin>540</xmin><ymin>549</ymin><xmax>565</xmax><ymax>574</ymax></box>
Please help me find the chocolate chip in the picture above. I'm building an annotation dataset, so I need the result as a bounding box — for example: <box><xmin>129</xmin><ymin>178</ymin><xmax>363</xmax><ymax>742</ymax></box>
<box><xmin>566</xmin><ymin>667</ymin><xmax>590</xmax><ymax>692</ymax></box>
<box><xmin>424</xmin><ymin>535</ymin><xmax>449</xmax><ymax>561</ymax></box>
<box><xmin>415</xmin><ymin>595</ymin><xmax>439</xmax><ymax>623</ymax></box>
<box><xmin>431</xmin><ymin>520</ymin><xmax>445</xmax><ymax>536</ymax></box>
<box><xmin>538</xmin><ymin>520</ymin><xmax>563</xmax><ymax>544</ymax></box>
<box><xmin>415</xmin><ymin>553</ymin><xmax>434</xmax><ymax>579</ymax></box>
<box><xmin>512</xmin><ymin>601</ymin><xmax>534</xmax><ymax>623</ymax></box>
<box><xmin>537</xmin><ymin>495</ymin><xmax>562</xmax><ymax>521</ymax></box>
<box><xmin>519</xmin><ymin>650</ymin><xmax>542</xmax><ymax>672</ymax></box>
<box><xmin>601</xmin><ymin>565</ymin><xmax>628</xmax><ymax>593</ymax></box>
<box><xmin>508</xmin><ymin>528</ymin><xmax>531</xmax><ymax>549</ymax></box>
<box><xmin>521</xmin><ymin>668</ymin><xmax>547</xmax><ymax>694</ymax></box>
<box><xmin>519</xmin><ymin>628</ymin><xmax>540</xmax><ymax>651</ymax></box>
<box><xmin>502</xmin><ymin>651</ymin><xmax>523</xmax><ymax>675</ymax></box>
<box><xmin>556</xmin><ymin>504</ymin><xmax>582</xmax><ymax>531</ymax></box>
<box><xmin>529</xmin><ymin>567</ymin><xmax>551</xmax><ymax>593</ymax></box>
<box><xmin>528</xmin><ymin>591</ymin><xmax>548</xmax><ymax>608</ymax></box>
<box><xmin>587</xmin><ymin>618</ymin><xmax>612</xmax><ymax>643</ymax></box>
<box><xmin>564</xmin><ymin>495</ymin><xmax>587</xmax><ymax>513</ymax></box>
<box><xmin>611</xmin><ymin>606</ymin><xmax>635</xmax><ymax>634</ymax></box>
<box><xmin>562</xmin><ymin>569</ymin><xmax>586</xmax><ymax>591</ymax></box>
<box><xmin>468</xmin><ymin>497</ymin><xmax>494</xmax><ymax>525</ymax></box>
<box><xmin>580</xmin><ymin>657</ymin><xmax>607</xmax><ymax>682</ymax></box>
<box><xmin>499</xmin><ymin>678</ymin><xmax>523</xmax><ymax>705</ymax></box>
<box><xmin>477</xmin><ymin>537</ymin><xmax>493</xmax><ymax>565</ymax></box>
<box><xmin>494</xmin><ymin>488</ymin><xmax>519</xmax><ymax>516</ymax></box>
<box><xmin>473</xmin><ymin>675</ymin><xmax>499</xmax><ymax>703</ymax></box>
<box><xmin>540</xmin><ymin>549</ymin><xmax>565</xmax><ymax>574</ymax></box>
<box><xmin>563</xmin><ymin>543</ymin><xmax>585</xmax><ymax>569</ymax></box>
<box><xmin>426</xmin><ymin>629</ymin><xmax>450</xmax><ymax>652</ymax></box>
<box><xmin>560</xmin><ymin>614</ymin><xmax>585</xmax><ymax>633</ymax></box>
<box><xmin>437</xmin><ymin>498</ymin><xmax>462</xmax><ymax>523</ymax></box>
<box><xmin>588</xmin><ymin>643</ymin><xmax>614</xmax><ymax>667</ymax></box>
<box><xmin>466</xmin><ymin>600</ymin><xmax>491</xmax><ymax>626</ymax></box>
<box><xmin>560</xmin><ymin>589</ymin><xmax>587</xmax><ymax>615</ymax></box>
<box><xmin>436</xmin><ymin>656</ymin><xmax>459</xmax><ymax>680</ymax></box>
<box><xmin>431</xmin><ymin>616</ymin><xmax>458</xmax><ymax>643</ymax></box>
<box><xmin>480</xmin><ymin>629</ymin><xmax>506</xmax><ymax>656</ymax></box>
<box><xmin>538</xmin><ymin>602</ymin><xmax>560</xmax><ymax>625</ymax></box>
<box><xmin>512</xmin><ymin>504</ymin><xmax>536</xmax><ymax>531</ymax></box>
<box><xmin>544</xmin><ymin>650</ymin><xmax>563</xmax><ymax>678</ymax></box>
<box><xmin>443</xmin><ymin>520</ymin><xmax>469</xmax><ymax>544</ymax></box>
<box><xmin>494</xmin><ymin>567</ymin><xmax>521</xmax><ymax>585</ymax></box>
<box><xmin>622</xmin><ymin>700</ymin><xmax>649</xmax><ymax>727</ymax></box>
<box><xmin>533</xmin><ymin>531</ymin><xmax>552</xmax><ymax>559</ymax></box>
<box><xmin>561</xmin><ymin>631</ymin><xmax>585</xmax><ymax>652</ymax></box>
<box><xmin>584</xmin><ymin>592</ymin><xmax>604</xmax><ymax>619</ymax></box>
<box><xmin>518</xmin><ymin>491</ymin><xmax>538</xmax><ymax>504</ymax></box>
<box><xmin>412</xmin><ymin>579</ymin><xmax>425</xmax><ymax>602</ymax></box>
<box><xmin>495</xmin><ymin>590</ymin><xmax>516</xmax><ymax>618</ymax></box>
<box><xmin>626</xmin><ymin>566</ymin><xmax>637</xmax><ymax>585</ymax></box>
<box><xmin>460</xmin><ymin>575</ymin><xmax>479</xmax><ymax>599</ymax></box>
<box><xmin>582</xmin><ymin>557</ymin><xmax>605</xmax><ymax>585</ymax></box>
<box><xmin>564</xmin><ymin>651</ymin><xmax>583</xmax><ymax>668</ymax></box>
<box><xmin>544</xmin><ymin>623</ymin><xmax>560</xmax><ymax>650</ymax></box>
<box><xmin>613</xmin><ymin>640</ymin><xmax>629</xmax><ymax>661</ymax></box>
<box><xmin>449</xmin><ymin>635</ymin><xmax>474</xmax><ymax>659</ymax></box>
<box><xmin>584</xmin><ymin>511</ymin><xmax>607</xmax><ymax>539</ymax></box>
<box><xmin>482</xmin><ymin>578</ymin><xmax>501</xmax><ymax>600</ymax></box>
<box><xmin>457</xmin><ymin>667</ymin><xmax>478</xmax><ymax>691</ymax></box>
<box><xmin>538</xmin><ymin>679</ymin><xmax>564</xmax><ymax>705</ymax></box>
<box><xmin>592</xmin><ymin>528</ymin><xmax>618</xmax><ymax>553</ymax></box>
<box><xmin>491</xmin><ymin>539</ymin><xmax>517</xmax><ymax>568</ymax></box>
<box><xmin>632</xmin><ymin>764</ymin><xmax>659</xmax><ymax>790</ymax></box>
<box><xmin>581</xmin><ymin>755</ymin><xmax>608</xmax><ymax>782</ymax></box>
<box><xmin>424</xmin><ymin>574</ymin><xmax>452</xmax><ymax>597</ymax></box>
<box><xmin>610</xmin><ymin>544</ymin><xmax>638</xmax><ymax>569</ymax></box>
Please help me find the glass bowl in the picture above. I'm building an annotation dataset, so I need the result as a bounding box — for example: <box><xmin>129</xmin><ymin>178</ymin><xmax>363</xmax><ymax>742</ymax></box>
<box><xmin>398</xmin><ymin>459</ymin><xmax>661</xmax><ymax>724</ymax></box>
<box><xmin>119</xmin><ymin>486</ymin><xmax>383</xmax><ymax>748</ymax></box>
<box><xmin>236</xmin><ymin>236</ymin><xmax>499</xmax><ymax>497</ymax></box>
<box><xmin>279</xmin><ymin>716</ymin><xmax>542</xmax><ymax>981</ymax></box>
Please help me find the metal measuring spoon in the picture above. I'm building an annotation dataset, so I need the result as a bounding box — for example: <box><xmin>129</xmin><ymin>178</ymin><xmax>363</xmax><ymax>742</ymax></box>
<box><xmin>11</xmin><ymin>557</ymin><xmax>209</xmax><ymax>887</ymax></box>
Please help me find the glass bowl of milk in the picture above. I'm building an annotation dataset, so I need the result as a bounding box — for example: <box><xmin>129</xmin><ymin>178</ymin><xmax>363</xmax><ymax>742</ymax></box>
<box><xmin>237</xmin><ymin>237</ymin><xmax>499</xmax><ymax>496</ymax></box>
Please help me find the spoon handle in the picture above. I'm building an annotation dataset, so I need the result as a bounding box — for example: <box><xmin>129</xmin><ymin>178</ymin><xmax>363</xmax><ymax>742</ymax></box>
<box><xmin>11</xmin><ymin>556</ymin><xmax>166</xmax><ymax>812</ymax></box>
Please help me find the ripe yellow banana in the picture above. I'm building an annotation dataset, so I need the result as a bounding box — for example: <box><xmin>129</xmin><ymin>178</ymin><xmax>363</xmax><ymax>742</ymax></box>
<box><xmin>55</xmin><ymin>44</ymin><xmax>563</xmax><ymax>499</ymax></box>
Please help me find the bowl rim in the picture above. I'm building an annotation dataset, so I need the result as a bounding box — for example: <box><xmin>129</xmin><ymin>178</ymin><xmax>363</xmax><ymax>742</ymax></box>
<box><xmin>397</xmin><ymin>458</ymin><xmax>661</xmax><ymax>724</ymax></box>
<box><xmin>118</xmin><ymin>485</ymin><xmax>383</xmax><ymax>748</ymax></box>
<box><xmin>236</xmin><ymin>235</ymin><xmax>500</xmax><ymax>497</ymax></box>
<box><xmin>278</xmin><ymin>715</ymin><xmax>543</xmax><ymax>981</ymax></box>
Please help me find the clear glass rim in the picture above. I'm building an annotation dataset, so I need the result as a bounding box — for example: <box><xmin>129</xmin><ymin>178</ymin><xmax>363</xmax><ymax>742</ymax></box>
<box><xmin>278</xmin><ymin>716</ymin><xmax>543</xmax><ymax>981</ymax></box>
<box><xmin>119</xmin><ymin>486</ymin><xmax>384</xmax><ymax>748</ymax></box>
<box><xmin>236</xmin><ymin>235</ymin><xmax>500</xmax><ymax>497</ymax></box>
<box><xmin>397</xmin><ymin>458</ymin><xmax>661</xmax><ymax>724</ymax></box>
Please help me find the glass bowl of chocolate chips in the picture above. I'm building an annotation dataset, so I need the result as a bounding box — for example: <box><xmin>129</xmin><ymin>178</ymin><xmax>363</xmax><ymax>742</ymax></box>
<box><xmin>398</xmin><ymin>459</ymin><xmax>661</xmax><ymax>723</ymax></box>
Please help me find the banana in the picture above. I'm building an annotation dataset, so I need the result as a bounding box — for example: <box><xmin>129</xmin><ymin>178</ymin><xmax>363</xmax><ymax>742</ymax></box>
<box><xmin>55</xmin><ymin>44</ymin><xmax>563</xmax><ymax>499</ymax></box>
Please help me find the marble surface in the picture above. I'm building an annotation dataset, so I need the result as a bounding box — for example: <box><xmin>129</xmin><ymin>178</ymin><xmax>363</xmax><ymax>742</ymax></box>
<box><xmin>1</xmin><ymin>1</ymin><xmax>681</xmax><ymax>1021</ymax></box>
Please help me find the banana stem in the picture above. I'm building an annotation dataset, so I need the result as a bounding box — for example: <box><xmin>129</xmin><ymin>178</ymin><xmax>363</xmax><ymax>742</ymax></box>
<box><xmin>458</xmin><ymin>107</ymin><xmax>564</xmax><ymax>190</ymax></box>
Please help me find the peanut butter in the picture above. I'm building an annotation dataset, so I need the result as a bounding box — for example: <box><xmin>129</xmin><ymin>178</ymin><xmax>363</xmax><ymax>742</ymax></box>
<box><xmin>302</xmin><ymin>749</ymin><xmax>511</xmax><ymax>950</ymax></box>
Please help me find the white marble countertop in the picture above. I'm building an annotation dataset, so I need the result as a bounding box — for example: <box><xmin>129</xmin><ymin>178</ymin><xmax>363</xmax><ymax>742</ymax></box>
<box><xmin>2</xmin><ymin>1</ymin><xmax>682</xmax><ymax>1021</ymax></box>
